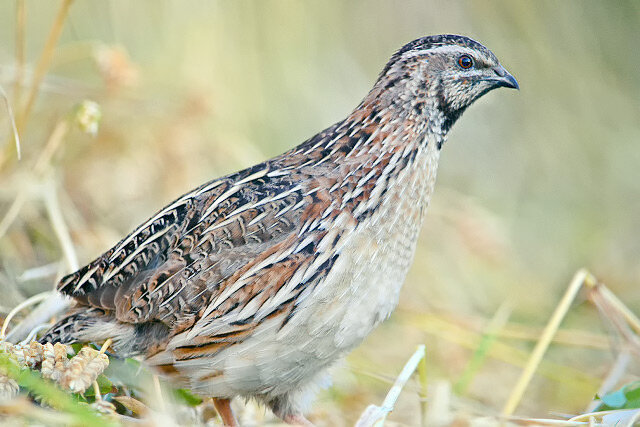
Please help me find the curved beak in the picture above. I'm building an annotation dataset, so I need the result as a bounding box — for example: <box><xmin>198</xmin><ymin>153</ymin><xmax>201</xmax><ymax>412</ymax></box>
<box><xmin>490</xmin><ymin>65</ymin><xmax>519</xmax><ymax>90</ymax></box>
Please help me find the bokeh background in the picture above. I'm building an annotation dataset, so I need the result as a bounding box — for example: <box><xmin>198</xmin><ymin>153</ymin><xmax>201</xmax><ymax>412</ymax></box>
<box><xmin>1</xmin><ymin>1</ymin><xmax>639</xmax><ymax>425</ymax></box>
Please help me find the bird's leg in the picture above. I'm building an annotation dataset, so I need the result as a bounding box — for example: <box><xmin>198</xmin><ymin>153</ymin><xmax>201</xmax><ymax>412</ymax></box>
<box><xmin>283</xmin><ymin>414</ymin><xmax>314</xmax><ymax>426</ymax></box>
<box><xmin>212</xmin><ymin>398</ymin><xmax>238</xmax><ymax>427</ymax></box>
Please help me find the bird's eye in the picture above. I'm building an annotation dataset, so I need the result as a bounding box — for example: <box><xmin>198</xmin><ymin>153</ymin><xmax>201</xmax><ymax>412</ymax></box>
<box><xmin>457</xmin><ymin>55</ymin><xmax>473</xmax><ymax>69</ymax></box>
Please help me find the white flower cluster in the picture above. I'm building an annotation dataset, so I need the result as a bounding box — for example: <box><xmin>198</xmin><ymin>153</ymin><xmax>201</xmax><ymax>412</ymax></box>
<box><xmin>0</xmin><ymin>341</ymin><xmax>109</xmax><ymax>400</ymax></box>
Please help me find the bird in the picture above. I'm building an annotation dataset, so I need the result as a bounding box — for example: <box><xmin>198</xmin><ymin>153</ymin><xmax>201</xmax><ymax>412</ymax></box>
<box><xmin>40</xmin><ymin>34</ymin><xmax>518</xmax><ymax>425</ymax></box>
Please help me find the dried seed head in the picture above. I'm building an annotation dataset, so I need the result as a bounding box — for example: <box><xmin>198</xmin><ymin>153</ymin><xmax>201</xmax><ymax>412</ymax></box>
<box><xmin>52</xmin><ymin>343</ymin><xmax>70</xmax><ymax>382</ymax></box>
<box><xmin>60</xmin><ymin>347</ymin><xmax>93</xmax><ymax>390</ymax></box>
<box><xmin>0</xmin><ymin>342</ymin><xmax>18</xmax><ymax>365</ymax></box>
<box><xmin>60</xmin><ymin>347</ymin><xmax>109</xmax><ymax>393</ymax></box>
<box><xmin>0</xmin><ymin>375</ymin><xmax>19</xmax><ymax>401</ymax></box>
<box><xmin>41</xmin><ymin>342</ymin><xmax>56</xmax><ymax>379</ymax></box>
<box><xmin>24</xmin><ymin>342</ymin><xmax>44</xmax><ymax>368</ymax></box>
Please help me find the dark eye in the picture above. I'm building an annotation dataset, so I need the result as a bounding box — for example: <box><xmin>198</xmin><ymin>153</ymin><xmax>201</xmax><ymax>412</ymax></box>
<box><xmin>458</xmin><ymin>54</ymin><xmax>473</xmax><ymax>69</ymax></box>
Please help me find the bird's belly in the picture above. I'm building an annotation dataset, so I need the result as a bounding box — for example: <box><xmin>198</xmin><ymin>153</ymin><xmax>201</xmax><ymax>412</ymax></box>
<box><xmin>186</xmin><ymin>213</ymin><xmax>424</xmax><ymax>399</ymax></box>
<box><xmin>298</xmin><ymin>210</ymin><xmax>423</xmax><ymax>352</ymax></box>
<box><xmin>302</xmin><ymin>144</ymin><xmax>438</xmax><ymax>352</ymax></box>
<box><xmin>181</xmin><ymin>145</ymin><xmax>439</xmax><ymax>399</ymax></box>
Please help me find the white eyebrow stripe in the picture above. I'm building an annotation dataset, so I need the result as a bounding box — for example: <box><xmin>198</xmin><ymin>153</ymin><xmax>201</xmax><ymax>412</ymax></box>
<box><xmin>401</xmin><ymin>45</ymin><xmax>486</xmax><ymax>60</ymax></box>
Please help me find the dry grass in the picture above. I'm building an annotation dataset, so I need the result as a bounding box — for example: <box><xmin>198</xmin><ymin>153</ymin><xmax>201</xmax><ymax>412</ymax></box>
<box><xmin>1</xmin><ymin>1</ymin><xmax>639</xmax><ymax>426</ymax></box>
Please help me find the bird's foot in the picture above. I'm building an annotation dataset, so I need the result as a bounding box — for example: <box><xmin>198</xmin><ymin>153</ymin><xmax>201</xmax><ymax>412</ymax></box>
<box><xmin>283</xmin><ymin>413</ymin><xmax>314</xmax><ymax>426</ymax></box>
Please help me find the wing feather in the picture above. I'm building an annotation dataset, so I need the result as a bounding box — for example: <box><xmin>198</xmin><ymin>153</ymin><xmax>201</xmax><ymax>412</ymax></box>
<box><xmin>57</xmin><ymin>163</ymin><xmax>332</xmax><ymax>332</ymax></box>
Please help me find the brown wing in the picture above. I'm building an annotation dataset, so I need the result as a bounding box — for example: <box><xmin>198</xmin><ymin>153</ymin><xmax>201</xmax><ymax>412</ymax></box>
<box><xmin>58</xmin><ymin>162</ymin><xmax>338</xmax><ymax>332</ymax></box>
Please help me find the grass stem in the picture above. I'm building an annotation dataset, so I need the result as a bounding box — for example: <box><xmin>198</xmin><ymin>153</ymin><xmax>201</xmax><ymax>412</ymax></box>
<box><xmin>0</xmin><ymin>292</ymin><xmax>51</xmax><ymax>340</ymax></box>
<box><xmin>418</xmin><ymin>345</ymin><xmax>428</xmax><ymax>427</ymax></box>
<box><xmin>43</xmin><ymin>179</ymin><xmax>79</xmax><ymax>272</ymax></box>
<box><xmin>454</xmin><ymin>300</ymin><xmax>512</xmax><ymax>395</ymax></box>
<box><xmin>501</xmin><ymin>269</ymin><xmax>595</xmax><ymax>416</ymax></box>
<box><xmin>13</xmin><ymin>0</ymin><xmax>26</xmax><ymax>107</ymax></box>
<box><xmin>0</xmin><ymin>0</ymin><xmax>74</xmax><ymax>168</ymax></box>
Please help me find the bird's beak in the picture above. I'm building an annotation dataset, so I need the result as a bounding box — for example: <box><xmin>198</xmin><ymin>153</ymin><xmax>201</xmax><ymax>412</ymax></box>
<box><xmin>490</xmin><ymin>65</ymin><xmax>519</xmax><ymax>90</ymax></box>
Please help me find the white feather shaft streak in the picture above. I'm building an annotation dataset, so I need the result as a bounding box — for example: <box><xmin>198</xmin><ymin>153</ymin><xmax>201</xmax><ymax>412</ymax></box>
<box><xmin>235</xmin><ymin>167</ymin><xmax>269</xmax><ymax>185</ymax></box>
<box><xmin>103</xmin><ymin>225</ymin><xmax>173</xmax><ymax>283</ymax></box>
<box><xmin>110</xmin><ymin>198</ymin><xmax>189</xmax><ymax>262</ymax></box>
<box><xmin>199</xmin><ymin>245</ymin><xmax>295</xmax><ymax>323</ymax></box>
<box><xmin>200</xmin><ymin>185</ymin><xmax>243</xmax><ymax>220</ymax></box>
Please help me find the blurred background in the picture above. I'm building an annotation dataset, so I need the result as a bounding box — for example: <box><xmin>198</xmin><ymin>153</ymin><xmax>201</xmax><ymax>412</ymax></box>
<box><xmin>0</xmin><ymin>1</ymin><xmax>639</xmax><ymax>425</ymax></box>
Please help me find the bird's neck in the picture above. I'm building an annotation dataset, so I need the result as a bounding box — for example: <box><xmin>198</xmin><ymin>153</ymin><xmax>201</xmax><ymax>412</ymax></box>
<box><xmin>288</xmin><ymin>82</ymin><xmax>448</xmax><ymax>173</ymax></box>
<box><xmin>326</xmin><ymin>79</ymin><xmax>448</xmax><ymax>160</ymax></box>
<box><xmin>283</xmin><ymin>88</ymin><xmax>445</xmax><ymax>224</ymax></box>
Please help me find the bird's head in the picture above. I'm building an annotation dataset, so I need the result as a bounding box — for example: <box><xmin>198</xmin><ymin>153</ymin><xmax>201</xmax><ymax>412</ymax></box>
<box><xmin>373</xmin><ymin>34</ymin><xmax>518</xmax><ymax>132</ymax></box>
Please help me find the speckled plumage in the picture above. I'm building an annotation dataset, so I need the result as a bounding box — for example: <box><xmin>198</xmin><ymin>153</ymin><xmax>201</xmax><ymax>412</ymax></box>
<box><xmin>41</xmin><ymin>34</ymin><xmax>517</xmax><ymax>425</ymax></box>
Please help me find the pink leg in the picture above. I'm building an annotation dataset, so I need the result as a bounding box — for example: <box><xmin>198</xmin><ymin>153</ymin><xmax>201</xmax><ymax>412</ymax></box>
<box><xmin>212</xmin><ymin>398</ymin><xmax>238</xmax><ymax>427</ymax></box>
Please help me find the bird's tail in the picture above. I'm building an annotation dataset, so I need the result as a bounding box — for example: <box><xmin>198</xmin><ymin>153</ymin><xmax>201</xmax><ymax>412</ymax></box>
<box><xmin>39</xmin><ymin>307</ymin><xmax>170</xmax><ymax>359</ymax></box>
<box><xmin>39</xmin><ymin>307</ymin><xmax>113</xmax><ymax>345</ymax></box>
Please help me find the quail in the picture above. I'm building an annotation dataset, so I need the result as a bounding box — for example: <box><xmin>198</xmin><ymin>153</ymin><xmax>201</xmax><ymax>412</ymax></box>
<box><xmin>41</xmin><ymin>34</ymin><xmax>518</xmax><ymax>425</ymax></box>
